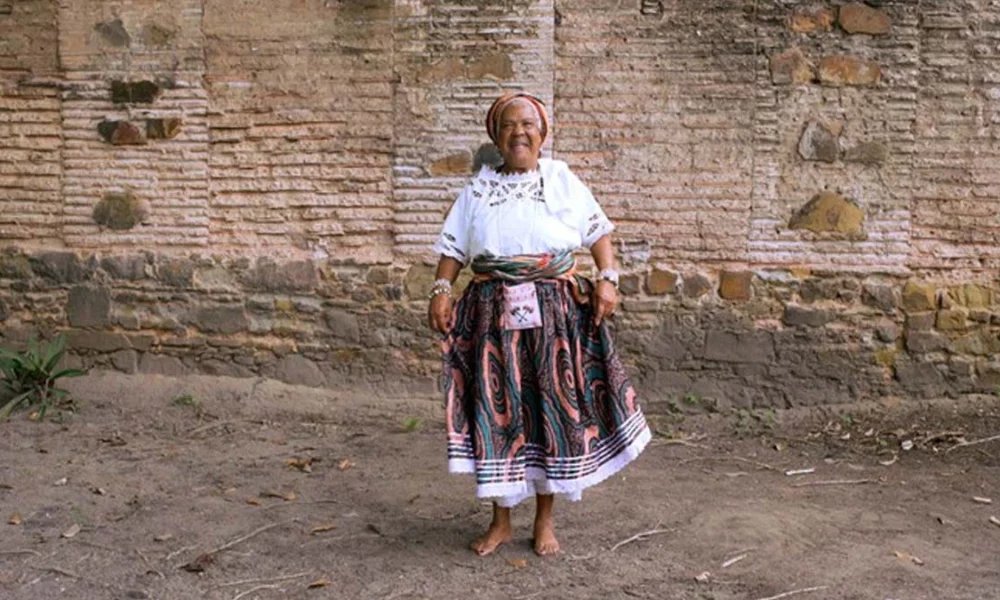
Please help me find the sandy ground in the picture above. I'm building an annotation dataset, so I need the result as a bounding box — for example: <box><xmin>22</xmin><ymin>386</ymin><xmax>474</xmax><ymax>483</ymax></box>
<box><xmin>1</xmin><ymin>371</ymin><xmax>999</xmax><ymax>600</ymax></box>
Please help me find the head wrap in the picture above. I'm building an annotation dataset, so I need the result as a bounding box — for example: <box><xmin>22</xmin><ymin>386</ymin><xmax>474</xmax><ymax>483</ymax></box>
<box><xmin>485</xmin><ymin>92</ymin><xmax>550</xmax><ymax>145</ymax></box>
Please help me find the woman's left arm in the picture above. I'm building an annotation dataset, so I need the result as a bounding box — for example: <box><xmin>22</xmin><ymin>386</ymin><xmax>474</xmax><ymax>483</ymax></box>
<box><xmin>589</xmin><ymin>234</ymin><xmax>618</xmax><ymax>326</ymax></box>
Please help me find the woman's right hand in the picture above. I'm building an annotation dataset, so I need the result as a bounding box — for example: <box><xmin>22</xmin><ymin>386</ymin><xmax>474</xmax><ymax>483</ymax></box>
<box><xmin>428</xmin><ymin>293</ymin><xmax>454</xmax><ymax>334</ymax></box>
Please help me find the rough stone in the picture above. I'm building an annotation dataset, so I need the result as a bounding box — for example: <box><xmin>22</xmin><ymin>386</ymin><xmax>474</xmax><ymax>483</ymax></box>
<box><xmin>245</xmin><ymin>258</ymin><xmax>317</xmax><ymax>293</ymax></box>
<box><xmin>194</xmin><ymin>305</ymin><xmax>248</xmax><ymax>335</ymax></box>
<box><xmin>844</xmin><ymin>141</ymin><xmax>889</xmax><ymax>165</ymax></box>
<box><xmin>65</xmin><ymin>330</ymin><xmax>130</xmax><ymax>352</ymax></box>
<box><xmin>936</xmin><ymin>309</ymin><xmax>968</xmax><ymax>331</ymax></box>
<box><xmin>704</xmin><ymin>330</ymin><xmax>775</xmax><ymax>364</ymax></box>
<box><xmin>405</xmin><ymin>264</ymin><xmax>436</xmax><ymax>299</ymax></box>
<box><xmin>31</xmin><ymin>252</ymin><xmax>91</xmax><ymax>283</ymax></box>
<box><xmin>146</xmin><ymin>118</ymin><xmax>183</xmax><ymax>140</ymax></box>
<box><xmin>111</xmin><ymin>80</ymin><xmax>162</xmax><ymax>104</ymax></box>
<box><xmin>969</xmin><ymin>309</ymin><xmax>991</xmax><ymax>323</ymax></box>
<box><xmin>66</xmin><ymin>285</ymin><xmax>112</xmax><ymax>328</ymax></box>
<box><xmin>950</xmin><ymin>356</ymin><xmax>974</xmax><ymax>377</ymax></box>
<box><xmin>798</xmin><ymin>121</ymin><xmax>839</xmax><ymax>163</ymax></box>
<box><xmin>275</xmin><ymin>354</ymin><xmax>326</xmax><ymax>388</ymax></box>
<box><xmin>875</xmin><ymin>320</ymin><xmax>900</xmax><ymax>342</ymax></box>
<box><xmin>718</xmin><ymin>270</ymin><xmax>752</xmax><ymax>301</ymax></box>
<box><xmin>838</xmin><ymin>2</ymin><xmax>892</xmax><ymax>35</ymax></box>
<box><xmin>862</xmin><ymin>282</ymin><xmax>899</xmax><ymax>313</ymax></box>
<box><xmin>139</xmin><ymin>354</ymin><xmax>189</xmax><ymax>377</ymax></box>
<box><xmin>902</xmin><ymin>282</ymin><xmax>936</xmax><ymax>313</ymax></box>
<box><xmin>467</xmin><ymin>52</ymin><xmax>515</xmax><ymax>80</ymax></box>
<box><xmin>94</xmin><ymin>19</ymin><xmax>131</xmax><ymax>47</ymax></box>
<box><xmin>93</xmin><ymin>191</ymin><xmax>151</xmax><ymax>230</ymax></box>
<box><xmin>157</xmin><ymin>257</ymin><xmax>196</xmax><ymax>288</ymax></box>
<box><xmin>682</xmin><ymin>273</ymin><xmax>712</xmax><ymax>298</ymax></box>
<box><xmin>199</xmin><ymin>359</ymin><xmax>254</xmax><ymax>378</ymax></box>
<box><xmin>619</xmin><ymin>273</ymin><xmax>642</xmax><ymax>296</ymax></box>
<box><xmin>789</xmin><ymin>6</ymin><xmax>836</xmax><ymax>32</ymax></box>
<box><xmin>110</xmin><ymin>349</ymin><xmax>139</xmax><ymax>373</ymax></box>
<box><xmin>895</xmin><ymin>358</ymin><xmax>945</xmax><ymax>395</ymax></box>
<box><xmin>770</xmin><ymin>47</ymin><xmax>815</xmax><ymax>84</ymax></box>
<box><xmin>788</xmin><ymin>192</ymin><xmax>864</xmax><ymax>236</ymax></box>
<box><xmin>429</xmin><ymin>151</ymin><xmax>473</xmax><ymax>176</ymax></box>
<box><xmin>906</xmin><ymin>330</ymin><xmax>947</xmax><ymax>353</ymax></box>
<box><xmin>472</xmin><ymin>143</ymin><xmax>503</xmax><ymax>172</ymax></box>
<box><xmin>0</xmin><ymin>254</ymin><xmax>33</xmax><ymax>279</ymax></box>
<box><xmin>783</xmin><ymin>304</ymin><xmax>833</xmax><ymax>327</ymax></box>
<box><xmin>646</xmin><ymin>269</ymin><xmax>678</xmax><ymax>295</ymax></box>
<box><xmin>0</xmin><ymin>297</ymin><xmax>7</xmax><ymax>322</ymax></box>
<box><xmin>962</xmin><ymin>284</ymin><xmax>992</xmax><ymax>308</ymax></box>
<box><xmin>818</xmin><ymin>56</ymin><xmax>881</xmax><ymax>86</ymax></box>
<box><xmin>325</xmin><ymin>308</ymin><xmax>361</xmax><ymax>343</ymax></box>
<box><xmin>101</xmin><ymin>254</ymin><xmax>149</xmax><ymax>280</ymax></box>
<box><xmin>140</xmin><ymin>23</ymin><xmax>176</xmax><ymax>47</ymax></box>
<box><xmin>98</xmin><ymin>120</ymin><xmax>147</xmax><ymax>146</ymax></box>
<box><xmin>366</xmin><ymin>266</ymin><xmax>391</xmax><ymax>285</ymax></box>
<box><xmin>977</xmin><ymin>361</ymin><xmax>1000</xmax><ymax>388</ymax></box>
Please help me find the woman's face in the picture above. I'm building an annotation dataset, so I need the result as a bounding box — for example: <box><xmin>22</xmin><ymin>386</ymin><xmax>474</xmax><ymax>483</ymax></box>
<box><xmin>497</xmin><ymin>101</ymin><xmax>543</xmax><ymax>172</ymax></box>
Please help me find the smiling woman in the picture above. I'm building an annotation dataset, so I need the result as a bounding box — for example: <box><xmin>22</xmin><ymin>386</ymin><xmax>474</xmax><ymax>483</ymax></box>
<box><xmin>426</xmin><ymin>92</ymin><xmax>650</xmax><ymax>558</ymax></box>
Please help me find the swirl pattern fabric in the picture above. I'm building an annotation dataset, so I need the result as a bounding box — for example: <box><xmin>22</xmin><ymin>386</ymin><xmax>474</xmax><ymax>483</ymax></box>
<box><xmin>442</xmin><ymin>277</ymin><xmax>650</xmax><ymax>506</ymax></box>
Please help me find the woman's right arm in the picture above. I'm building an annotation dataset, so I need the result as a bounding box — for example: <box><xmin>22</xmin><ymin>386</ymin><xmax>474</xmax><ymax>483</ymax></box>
<box><xmin>428</xmin><ymin>256</ymin><xmax>463</xmax><ymax>334</ymax></box>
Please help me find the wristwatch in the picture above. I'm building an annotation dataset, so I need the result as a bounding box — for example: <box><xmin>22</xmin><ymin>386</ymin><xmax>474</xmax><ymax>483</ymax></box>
<box><xmin>598</xmin><ymin>269</ymin><xmax>619</xmax><ymax>288</ymax></box>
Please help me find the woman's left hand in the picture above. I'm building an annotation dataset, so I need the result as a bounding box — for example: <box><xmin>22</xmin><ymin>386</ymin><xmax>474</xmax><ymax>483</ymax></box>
<box><xmin>592</xmin><ymin>280</ymin><xmax>618</xmax><ymax>326</ymax></box>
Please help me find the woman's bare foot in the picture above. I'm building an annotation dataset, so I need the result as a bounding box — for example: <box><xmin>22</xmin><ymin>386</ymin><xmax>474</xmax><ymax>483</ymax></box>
<box><xmin>533</xmin><ymin>494</ymin><xmax>560</xmax><ymax>556</ymax></box>
<box><xmin>533</xmin><ymin>517</ymin><xmax>560</xmax><ymax>556</ymax></box>
<box><xmin>470</xmin><ymin>505</ymin><xmax>512</xmax><ymax>556</ymax></box>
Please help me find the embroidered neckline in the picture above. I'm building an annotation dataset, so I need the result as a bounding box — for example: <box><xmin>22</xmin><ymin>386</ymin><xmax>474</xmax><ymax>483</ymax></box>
<box><xmin>476</xmin><ymin>165</ymin><xmax>541</xmax><ymax>183</ymax></box>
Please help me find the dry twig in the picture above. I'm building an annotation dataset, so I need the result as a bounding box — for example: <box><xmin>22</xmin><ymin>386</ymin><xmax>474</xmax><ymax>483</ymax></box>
<box><xmin>569</xmin><ymin>527</ymin><xmax>673</xmax><ymax>560</ymax></box>
<box><xmin>32</xmin><ymin>566</ymin><xmax>80</xmax><ymax>579</ymax></box>
<box><xmin>946</xmin><ymin>434</ymin><xmax>1000</xmax><ymax>453</ymax></box>
<box><xmin>681</xmin><ymin>456</ymin><xmax>779</xmax><ymax>472</ymax></box>
<box><xmin>232</xmin><ymin>584</ymin><xmax>280</xmax><ymax>600</ymax></box>
<box><xmin>165</xmin><ymin>543</ymin><xmax>197</xmax><ymax>561</ymax></box>
<box><xmin>0</xmin><ymin>550</ymin><xmax>42</xmax><ymax>557</ymax></box>
<box><xmin>791</xmin><ymin>479</ymin><xmax>874</xmax><ymax>488</ymax></box>
<box><xmin>754</xmin><ymin>586</ymin><xmax>829</xmax><ymax>600</ymax></box>
<box><xmin>218</xmin><ymin>572</ymin><xmax>311</xmax><ymax>588</ymax></box>
<box><xmin>205</xmin><ymin>522</ymin><xmax>283</xmax><ymax>556</ymax></box>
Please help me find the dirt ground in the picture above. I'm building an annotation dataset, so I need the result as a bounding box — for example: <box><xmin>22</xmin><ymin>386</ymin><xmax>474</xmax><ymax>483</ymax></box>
<box><xmin>1</xmin><ymin>372</ymin><xmax>999</xmax><ymax>600</ymax></box>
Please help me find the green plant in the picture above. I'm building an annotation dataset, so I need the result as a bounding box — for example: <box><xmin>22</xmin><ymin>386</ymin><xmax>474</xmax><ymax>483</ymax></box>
<box><xmin>172</xmin><ymin>394</ymin><xmax>199</xmax><ymax>408</ymax></box>
<box><xmin>0</xmin><ymin>335</ymin><xmax>86</xmax><ymax>421</ymax></box>
<box><xmin>402</xmin><ymin>417</ymin><xmax>422</xmax><ymax>433</ymax></box>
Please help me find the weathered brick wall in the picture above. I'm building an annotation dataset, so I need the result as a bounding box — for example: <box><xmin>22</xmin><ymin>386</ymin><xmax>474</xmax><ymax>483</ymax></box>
<box><xmin>2</xmin><ymin>1</ymin><xmax>1000</xmax><ymax>406</ymax></box>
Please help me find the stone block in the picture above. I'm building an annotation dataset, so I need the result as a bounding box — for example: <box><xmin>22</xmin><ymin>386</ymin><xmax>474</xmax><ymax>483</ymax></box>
<box><xmin>894</xmin><ymin>358</ymin><xmax>945</xmax><ymax>395</ymax></box>
<box><xmin>111</xmin><ymin>80</ymin><xmax>161</xmax><ymax>104</ymax></box>
<box><xmin>788</xmin><ymin>192</ymin><xmax>864</xmax><ymax>235</ymax></box>
<box><xmin>275</xmin><ymin>354</ymin><xmax>326</xmax><ymax>388</ymax></box>
<box><xmin>619</xmin><ymin>273</ymin><xmax>642</xmax><ymax>296</ymax></box>
<box><xmin>875</xmin><ymin>320</ymin><xmax>900</xmax><ymax>342</ymax></box>
<box><xmin>950</xmin><ymin>357</ymin><xmax>974</xmax><ymax>377</ymax></box>
<box><xmin>970</xmin><ymin>309</ymin><xmax>991</xmax><ymax>323</ymax></box>
<box><xmin>646</xmin><ymin>269</ymin><xmax>678</xmax><ymax>295</ymax></box>
<box><xmin>66</xmin><ymin>285</ymin><xmax>112</xmax><ymax>328</ymax></box>
<box><xmin>110</xmin><ymin>349</ymin><xmax>138</xmax><ymax>374</ymax></box>
<box><xmin>704</xmin><ymin>330</ymin><xmax>775</xmax><ymax>364</ymax></box>
<box><xmin>325</xmin><ymin>308</ymin><xmax>361</xmax><ymax>343</ymax></box>
<box><xmin>844</xmin><ymin>142</ymin><xmax>889</xmax><ymax>165</ymax></box>
<box><xmin>127</xmin><ymin>334</ymin><xmax>156</xmax><ymax>352</ymax></box>
<box><xmin>862</xmin><ymin>282</ymin><xmax>899</xmax><ymax>313</ymax></box>
<box><xmin>93</xmin><ymin>190</ymin><xmax>151</xmax><ymax>229</ymax></box>
<box><xmin>140</xmin><ymin>23</ymin><xmax>176</xmax><ymax>47</ymax></box>
<box><xmin>838</xmin><ymin>2</ymin><xmax>891</xmax><ymax>35</ymax></box>
<box><xmin>905</xmin><ymin>331</ymin><xmax>946</xmax><ymax>353</ymax></box>
<box><xmin>783</xmin><ymin>304</ymin><xmax>833</xmax><ymax>327</ymax></box>
<box><xmin>976</xmin><ymin>361</ymin><xmax>1000</xmax><ymax>389</ymax></box>
<box><xmin>719</xmin><ymin>270</ymin><xmax>753</xmax><ymax>301</ymax></box>
<box><xmin>31</xmin><ymin>252</ymin><xmax>91</xmax><ymax>283</ymax></box>
<box><xmin>789</xmin><ymin>6</ymin><xmax>836</xmax><ymax>32</ymax></box>
<box><xmin>948</xmin><ymin>333</ymin><xmax>990</xmax><ymax>356</ymax></box>
<box><xmin>194</xmin><ymin>305</ymin><xmax>249</xmax><ymax>335</ymax></box>
<box><xmin>101</xmin><ymin>255</ymin><xmax>149</xmax><ymax>280</ymax></box>
<box><xmin>65</xmin><ymin>330</ymin><xmax>130</xmax><ymax>352</ymax></box>
<box><xmin>0</xmin><ymin>254</ymin><xmax>33</xmax><ymax>279</ymax></box>
<box><xmin>770</xmin><ymin>47</ymin><xmax>814</xmax><ymax>84</ymax></box>
<box><xmin>97</xmin><ymin>120</ymin><xmax>147</xmax><ymax>146</ymax></box>
<box><xmin>146</xmin><ymin>118</ymin><xmax>182</xmax><ymax>140</ymax></box>
<box><xmin>901</xmin><ymin>282</ymin><xmax>936</xmax><ymax>313</ymax></box>
<box><xmin>406</xmin><ymin>264</ymin><xmax>436</xmax><ymax>299</ymax></box>
<box><xmin>95</xmin><ymin>19</ymin><xmax>131</xmax><ymax>47</ymax></box>
<box><xmin>429</xmin><ymin>151</ymin><xmax>473</xmax><ymax>176</ymax></box>
<box><xmin>963</xmin><ymin>284</ymin><xmax>992</xmax><ymax>308</ymax></box>
<box><xmin>366</xmin><ymin>266</ymin><xmax>391</xmax><ymax>285</ymax></box>
<box><xmin>157</xmin><ymin>257</ymin><xmax>196</xmax><ymax>288</ymax></box>
<box><xmin>682</xmin><ymin>273</ymin><xmax>712</xmax><ymax>298</ymax></box>
<box><xmin>798</xmin><ymin>121</ymin><xmax>839</xmax><ymax>163</ymax></box>
<box><xmin>199</xmin><ymin>359</ymin><xmax>254</xmax><ymax>379</ymax></box>
<box><xmin>0</xmin><ymin>297</ymin><xmax>7</xmax><ymax>322</ymax></box>
<box><xmin>936</xmin><ymin>309</ymin><xmax>968</xmax><ymax>331</ymax></box>
<box><xmin>139</xmin><ymin>353</ymin><xmax>188</xmax><ymax>377</ymax></box>
<box><xmin>818</xmin><ymin>56</ymin><xmax>881</xmax><ymax>86</ymax></box>
<box><xmin>245</xmin><ymin>258</ymin><xmax>317</xmax><ymax>293</ymax></box>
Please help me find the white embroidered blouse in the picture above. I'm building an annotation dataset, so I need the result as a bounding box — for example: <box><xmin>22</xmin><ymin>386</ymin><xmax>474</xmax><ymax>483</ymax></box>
<box><xmin>432</xmin><ymin>159</ymin><xmax>614</xmax><ymax>264</ymax></box>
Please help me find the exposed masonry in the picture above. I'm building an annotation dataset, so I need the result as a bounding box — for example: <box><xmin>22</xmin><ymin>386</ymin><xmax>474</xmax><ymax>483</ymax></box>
<box><xmin>1</xmin><ymin>1</ymin><xmax>1000</xmax><ymax>406</ymax></box>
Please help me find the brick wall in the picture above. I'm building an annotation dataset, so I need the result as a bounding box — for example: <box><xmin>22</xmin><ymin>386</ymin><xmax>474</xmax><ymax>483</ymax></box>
<box><xmin>2</xmin><ymin>1</ymin><xmax>1000</xmax><ymax>406</ymax></box>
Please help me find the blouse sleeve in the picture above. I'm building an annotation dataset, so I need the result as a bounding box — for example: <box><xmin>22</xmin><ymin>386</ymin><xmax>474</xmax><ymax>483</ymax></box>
<box><xmin>566</xmin><ymin>169</ymin><xmax>614</xmax><ymax>248</ymax></box>
<box><xmin>432</xmin><ymin>187</ymin><xmax>472</xmax><ymax>264</ymax></box>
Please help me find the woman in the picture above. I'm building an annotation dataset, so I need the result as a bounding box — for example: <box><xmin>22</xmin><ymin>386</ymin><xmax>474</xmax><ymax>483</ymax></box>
<box><xmin>428</xmin><ymin>92</ymin><xmax>650</xmax><ymax>557</ymax></box>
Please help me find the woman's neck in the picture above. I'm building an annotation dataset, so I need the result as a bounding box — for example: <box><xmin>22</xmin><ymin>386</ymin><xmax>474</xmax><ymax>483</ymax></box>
<box><xmin>498</xmin><ymin>162</ymin><xmax>539</xmax><ymax>175</ymax></box>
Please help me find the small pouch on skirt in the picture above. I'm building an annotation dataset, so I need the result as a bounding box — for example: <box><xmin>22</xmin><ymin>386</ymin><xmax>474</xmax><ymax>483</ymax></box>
<box><xmin>502</xmin><ymin>282</ymin><xmax>543</xmax><ymax>330</ymax></box>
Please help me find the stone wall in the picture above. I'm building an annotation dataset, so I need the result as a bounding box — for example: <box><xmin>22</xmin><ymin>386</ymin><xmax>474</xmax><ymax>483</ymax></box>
<box><xmin>2</xmin><ymin>1</ymin><xmax>1000</xmax><ymax>406</ymax></box>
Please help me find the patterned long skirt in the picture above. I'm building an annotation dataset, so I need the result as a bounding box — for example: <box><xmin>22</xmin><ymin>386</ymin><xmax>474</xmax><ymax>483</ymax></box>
<box><xmin>443</xmin><ymin>278</ymin><xmax>650</xmax><ymax>507</ymax></box>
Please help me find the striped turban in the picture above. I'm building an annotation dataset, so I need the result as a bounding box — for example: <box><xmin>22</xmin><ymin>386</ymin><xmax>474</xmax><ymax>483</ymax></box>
<box><xmin>485</xmin><ymin>92</ymin><xmax>550</xmax><ymax>145</ymax></box>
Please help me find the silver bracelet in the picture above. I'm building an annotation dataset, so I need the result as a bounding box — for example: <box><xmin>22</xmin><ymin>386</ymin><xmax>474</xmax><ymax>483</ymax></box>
<box><xmin>428</xmin><ymin>278</ymin><xmax>453</xmax><ymax>299</ymax></box>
